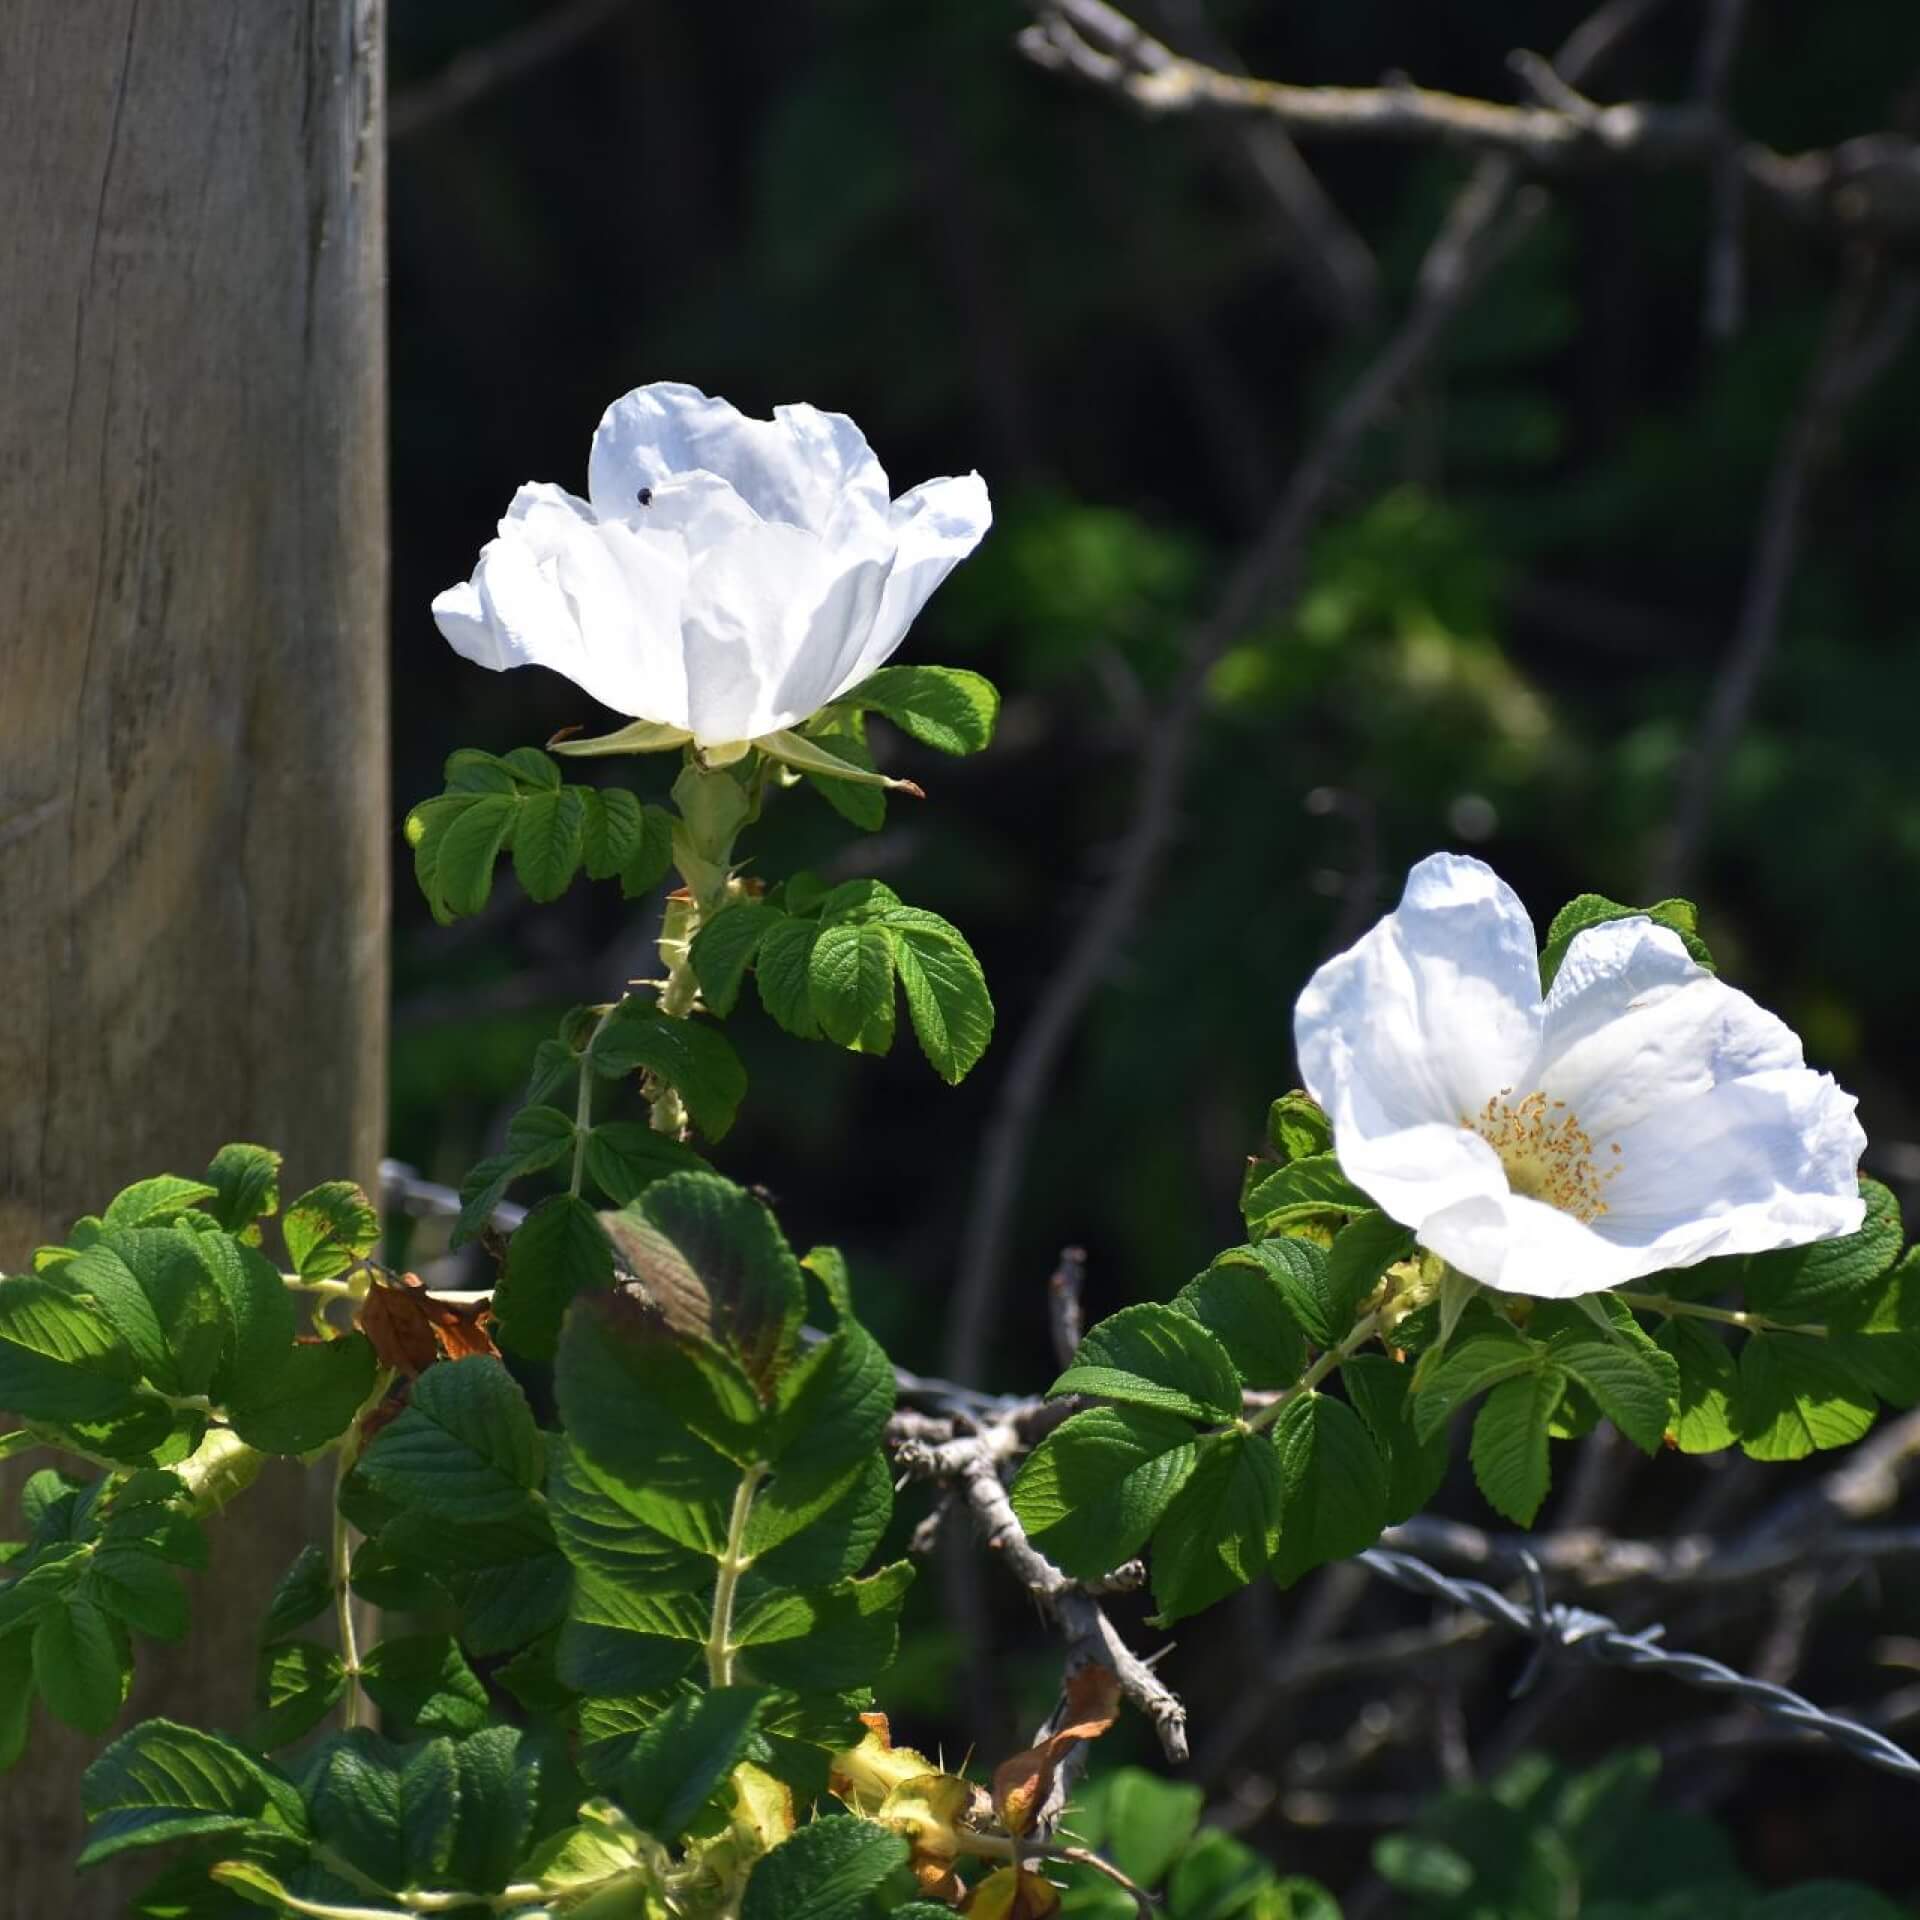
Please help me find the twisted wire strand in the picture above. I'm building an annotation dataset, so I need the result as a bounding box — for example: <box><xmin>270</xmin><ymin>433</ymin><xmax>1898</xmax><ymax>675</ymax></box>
<box><xmin>1359</xmin><ymin>1546</ymin><xmax>1920</xmax><ymax>1781</ymax></box>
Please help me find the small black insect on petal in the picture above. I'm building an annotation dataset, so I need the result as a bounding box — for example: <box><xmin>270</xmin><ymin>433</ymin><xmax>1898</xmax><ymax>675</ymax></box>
<box><xmin>636</xmin><ymin>487</ymin><xmax>653</xmax><ymax>508</ymax></box>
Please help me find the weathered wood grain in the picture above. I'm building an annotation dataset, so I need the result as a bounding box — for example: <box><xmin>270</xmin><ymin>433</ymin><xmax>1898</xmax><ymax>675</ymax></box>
<box><xmin>0</xmin><ymin>2</ymin><xmax>388</xmax><ymax>1904</ymax></box>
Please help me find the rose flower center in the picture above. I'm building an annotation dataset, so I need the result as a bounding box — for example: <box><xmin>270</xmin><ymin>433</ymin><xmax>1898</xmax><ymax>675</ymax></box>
<box><xmin>1462</xmin><ymin>1089</ymin><xmax>1622</xmax><ymax>1222</ymax></box>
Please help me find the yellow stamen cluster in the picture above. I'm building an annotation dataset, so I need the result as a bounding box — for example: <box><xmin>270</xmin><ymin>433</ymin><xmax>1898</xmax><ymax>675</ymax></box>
<box><xmin>1461</xmin><ymin>1088</ymin><xmax>1622</xmax><ymax>1222</ymax></box>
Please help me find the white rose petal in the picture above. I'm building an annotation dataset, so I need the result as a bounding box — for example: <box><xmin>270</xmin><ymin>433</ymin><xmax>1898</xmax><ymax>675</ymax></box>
<box><xmin>433</xmin><ymin>382</ymin><xmax>991</xmax><ymax>748</ymax></box>
<box><xmin>1293</xmin><ymin>852</ymin><xmax>1867</xmax><ymax>1298</ymax></box>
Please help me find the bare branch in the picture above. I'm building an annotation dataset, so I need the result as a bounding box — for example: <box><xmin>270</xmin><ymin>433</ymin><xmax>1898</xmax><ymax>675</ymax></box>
<box><xmin>1048</xmin><ymin>1247</ymin><xmax>1087</xmax><ymax>1369</ymax></box>
<box><xmin>389</xmin><ymin>0</ymin><xmax>633</xmax><ymax>144</ymax></box>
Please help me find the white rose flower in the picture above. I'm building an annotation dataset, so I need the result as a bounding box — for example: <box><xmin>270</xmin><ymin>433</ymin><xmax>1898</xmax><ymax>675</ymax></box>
<box><xmin>432</xmin><ymin>382</ymin><xmax>991</xmax><ymax>760</ymax></box>
<box><xmin>1293</xmin><ymin>853</ymin><xmax>1867</xmax><ymax>1298</ymax></box>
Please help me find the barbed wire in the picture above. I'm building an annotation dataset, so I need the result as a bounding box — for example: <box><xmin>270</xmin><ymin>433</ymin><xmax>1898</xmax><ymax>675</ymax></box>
<box><xmin>1359</xmin><ymin>1546</ymin><xmax>1920</xmax><ymax>1782</ymax></box>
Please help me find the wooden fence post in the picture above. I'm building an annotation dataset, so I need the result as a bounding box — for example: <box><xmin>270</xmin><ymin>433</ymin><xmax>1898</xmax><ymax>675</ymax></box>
<box><xmin>0</xmin><ymin>3</ymin><xmax>388</xmax><ymax>1905</ymax></box>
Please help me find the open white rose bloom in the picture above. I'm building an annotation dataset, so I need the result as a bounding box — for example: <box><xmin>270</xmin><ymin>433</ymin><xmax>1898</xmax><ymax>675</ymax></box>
<box><xmin>1294</xmin><ymin>854</ymin><xmax>1867</xmax><ymax>1298</ymax></box>
<box><xmin>432</xmin><ymin>381</ymin><xmax>991</xmax><ymax>754</ymax></box>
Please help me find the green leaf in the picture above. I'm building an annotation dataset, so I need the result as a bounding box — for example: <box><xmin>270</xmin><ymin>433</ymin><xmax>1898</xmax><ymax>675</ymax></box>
<box><xmin>59</xmin><ymin>1233</ymin><xmax>226</xmax><ymax>1398</ymax></box>
<box><xmin>1172</xmin><ymin>1254</ymin><xmax>1307</xmax><ymax>1390</ymax></box>
<box><xmin>1011</xmin><ymin>1406</ymin><xmax>1200</xmax><ymax>1581</ymax></box>
<box><xmin>1549</xmin><ymin>1332</ymin><xmax>1678</xmax><ymax>1455</ymax></box>
<box><xmin>809</xmin><ymin>922</ymin><xmax>898</xmax><ymax>1053</ymax></box>
<box><xmin>1151</xmin><ymin>1429</ymin><xmax>1286</xmax><ymax>1622</ymax></box>
<box><xmin>361</xmin><ymin>1357</ymin><xmax>543</xmax><ymax>1522</ymax></box>
<box><xmin>733</xmin><ymin>1560</ymin><xmax>915</xmax><ymax>1690</ymax></box>
<box><xmin>104</xmin><ymin>1177</ymin><xmax>220</xmax><ymax>1231</ymax></box>
<box><xmin>432</xmin><ymin>792</ymin><xmax>516</xmax><ymax>917</ymax></box>
<box><xmin>1342</xmin><ymin>1354</ymin><xmax>1451</xmax><ymax>1524</ymax></box>
<box><xmin>1101</xmin><ymin>1767</ymin><xmax>1204</xmax><ymax>1887</ymax></box>
<box><xmin>505</xmin><ymin>1103</ymin><xmax>578</xmax><ymax>1173</ymax></box>
<box><xmin>799</xmin><ymin>708</ymin><xmax>887</xmax><ymax>830</ymax></box>
<box><xmin>0</xmin><ymin>1629</ymin><xmax>33</xmax><ymax>1772</ymax></box>
<box><xmin>80</xmin><ymin>1718</ymin><xmax>305</xmax><ymax>1867</ymax></box>
<box><xmin>1411</xmin><ymin>1324</ymin><xmax>1542</xmax><ymax>1442</ymax></box>
<box><xmin>227</xmin><ymin>1334</ymin><xmax>377</xmax><ymax>1455</ymax></box>
<box><xmin>746</xmin><ymin>1452</ymin><xmax>894</xmax><ymax>1590</ymax></box>
<box><xmin>1326</xmin><ymin>1212</ymin><xmax>1415</xmax><ymax>1332</ymax></box>
<box><xmin>580</xmin><ymin>787</ymin><xmax>641</xmax><ymax>879</ymax></box>
<box><xmin>1267</xmin><ymin>1092</ymin><xmax>1333</xmax><ymax>1163</ymax></box>
<box><xmin>1830</xmin><ymin>1248</ymin><xmax>1920</xmax><ymax>1408</ymax></box>
<box><xmin>878</xmin><ymin>908</ymin><xmax>993</xmax><ymax>1083</ymax></box>
<box><xmin>511</xmin><ymin>787</ymin><xmax>588</xmax><ymax>902</ymax></box>
<box><xmin>616</xmin><ymin>1686</ymin><xmax>768</xmax><ymax>1838</ymax></box>
<box><xmin>582</xmin><ymin>1122</ymin><xmax>710</xmax><ymax>1207</ymax></box>
<box><xmin>445</xmin><ymin>748</ymin><xmax>520</xmax><ymax>793</ymax></box>
<box><xmin>359</xmin><ymin>1633</ymin><xmax>490</xmax><ymax>1737</ymax></box>
<box><xmin>87</xmin><ymin>1547</ymin><xmax>190</xmax><ymax>1641</ymax></box>
<box><xmin>590</xmin><ymin>1000</ymin><xmax>748</xmax><ymax>1140</ymax></box>
<box><xmin>1052</xmin><ymin>1302</ymin><xmax>1242</xmax><ymax>1422</ymax></box>
<box><xmin>1736</xmin><ymin>1334</ymin><xmax>1879</xmax><ymax>1461</ymax></box>
<box><xmin>0</xmin><ymin>1546</ymin><xmax>88</xmax><ymax>1637</ymax></box>
<box><xmin>1241</xmin><ymin>1154</ymin><xmax>1373</xmax><ymax>1240</ymax></box>
<box><xmin>282</xmin><ymin>1182</ymin><xmax>379</xmax><ymax>1281</ymax></box>
<box><xmin>1736</xmin><ymin>1179</ymin><xmax>1902</xmax><ymax>1329</ymax></box>
<box><xmin>598</xmin><ymin>1174</ymin><xmax>806</xmax><ymax>1398</ymax></box>
<box><xmin>453</xmin><ymin>1152</ymin><xmax>525</xmax><ymax>1249</ymax></box>
<box><xmin>1269</xmin><ymin>1393</ymin><xmax>1390</xmax><ymax>1587</ymax></box>
<box><xmin>755</xmin><ymin>917</ymin><xmax>823</xmax><ymax>1039</ymax></box>
<box><xmin>619</xmin><ymin>804</ymin><xmax>677</xmax><ymax>899</ymax></box>
<box><xmin>496</xmin><ymin>1194</ymin><xmax>615</xmax><ymax>1363</ymax></box>
<box><xmin>742</xmin><ymin>1817</ymin><xmax>910</xmax><ymax>1920</ymax></box>
<box><xmin>204</xmin><ymin>1145</ymin><xmax>282</xmax><ymax>1240</ymax></box>
<box><xmin>500</xmin><ymin>745</ymin><xmax>562</xmax><ymax>789</ymax></box>
<box><xmin>690</xmin><ymin>901</ymin><xmax>788</xmax><ymax>1017</ymax></box>
<box><xmin>0</xmin><ymin>1276</ymin><xmax>141</xmax><ymax>1424</ymax></box>
<box><xmin>34</xmin><ymin>1596</ymin><xmax>129</xmax><ymax>1733</ymax></box>
<box><xmin>1470</xmin><ymin>1367</ymin><xmax>1565</xmax><ymax>1525</ymax></box>
<box><xmin>248</xmin><ymin>1639</ymin><xmax>347</xmax><ymax>1749</ymax></box>
<box><xmin>840</xmin><ymin>664</ymin><xmax>999</xmax><ymax>755</ymax></box>
<box><xmin>1538</xmin><ymin>893</ymin><xmax>1714</xmax><ymax>988</ymax></box>
<box><xmin>1657</xmin><ymin>1319</ymin><xmax>1740</xmax><ymax>1453</ymax></box>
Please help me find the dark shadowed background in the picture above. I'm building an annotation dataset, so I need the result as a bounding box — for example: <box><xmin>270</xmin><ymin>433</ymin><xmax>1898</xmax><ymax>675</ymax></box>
<box><xmin>386</xmin><ymin>0</ymin><xmax>1920</xmax><ymax>1896</ymax></box>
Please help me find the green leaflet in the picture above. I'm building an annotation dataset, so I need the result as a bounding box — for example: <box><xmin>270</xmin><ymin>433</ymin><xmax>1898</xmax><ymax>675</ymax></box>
<box><xmin>358</xmin><ymin>1633</ymin><xmax>491</xmax><ymax>1738</ymax></box>
<box><xmin>1735</xmin><ymin>1178</ymin><xmax>1902</xmax><ymax>1328</ymax></box>
<box><xmin>1149</xmin><ymin>1429</ymin><xmax>1286</xmax><ymax>1623</ymax></box>
<box><xmin>1537</xmin><ymin>892</ymin><xmax>1714</xmax><ymax>988</ymax></box>
<box><xmin>1241</xmin><ymin>1152</ymin><xmax>1373</xmax><ymax>1242</ymax></box>
<box><xmin>1469</xmin><ymin>1367</ymin><xmax>1566</xmax><ymax>1525</ymax></box>
<box><xmin>1735</xmin><ymin>1334</ymin><xmax>1878</xmax><ymax>1461</ymax></box>
<box><xmin>282</xmin><ymin>1182</ymin><xmax>380</xmax><ymax>1282</ymax></box>
<box><xmin>1545</xmin><ymin>1331</ymin><xmax>1677</xmax><ymax>1456</ymax></box>
<box><xmin>496</xmin><ymin>1194</ymin><xmax>615</xmax><ymax>1363</ymax></box>
<box><xmin>1010</xmin><ymin>1405</ymin><xmax>1201</xmax><ymax>1580</ymax></box>
<box><xmin>1269</xmin><ymin>1392</ymin><xmax>1389</xmax><ymax>1588</ymax></box>
<box><xmin>1411</xmin><ymin>1324</ymin><xmax>1542</xmax><ymax>1443</ymax></box>
<box><xmin>360</xmin><ymin>1358</ymin><xmax>545</xmax><ymax>1524</ymax></box>
<box><xmin>614</xmin><ymin>1685</ymin><xmax>768</xmax><ymax>1836</ymax></box>
<box><xmin>1172</xmin><ymin>1251</ymin><xmax>1308</xmax><ymax>1389</ymax></box>
<box><xmin>248</xmin><ymin>1640</ymin><xmax>347</xmax><ymax>1750</ymax></box>
<box><xmin>741</xmin><ymin>1816</ymin><xmax>909</xmax><ymax>1920</ymax></box>
<box><xmin>1051</xmin><ymin>1301</ymin><xmax>1242</xmax><ymax>1422</ymax></box>
<box><xmin>79</xmin><ymin>1718</ymin><xmax>306</xmax><ymax>1867</ymax></box>
<box><xmin>835</xmin><ymin>663</ymin><xmax>1000</xmax><ymax>755</ymax></box>
<box><xmin>590</xmin><ymin>999</ymin><xmax>748</xmax><ymax>1140</ymax></box>
<box><xmin>1342</xmin><ymin>1355</ymin><xmax>1451</xmax><ymax>1524</ymax></box>
<box><xmin>1657</xmin><ymin>1318</ymin><xmax>1740</xmax><ymax>1454</ymax></box>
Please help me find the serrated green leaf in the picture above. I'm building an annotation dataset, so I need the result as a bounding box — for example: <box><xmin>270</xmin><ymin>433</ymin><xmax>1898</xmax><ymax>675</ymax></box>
<box><xmin>878</xmin><ymin>908</ymin><xmax>993</xmax><ymax>1083</ymax></box>
<box><xmin>263</xmin><ymin>1545</ymin><xmax>334</xmax><ymax>1639</ymax></box>
<box><xmin>746</xmin><ymin>1451</ymin><xmax>894</xmax><ymax>1589</ymax></box>
<box><xmin>800</xmin><ymin>707</ymin><xmax>888</xmax><ymax>830</ymax></box>
<box><xmin>499</xmin><ymin>745</ymin><xmax>561</xmax><ymax>789</ymax></box>
<box><xmin>582</xmin><ymin>1122</ymin><xmax>711</xmax><ymax>1207</ymax></box>
<box><xmin>0</xmin><ymin>1629</ymin><xmax>32</xmax><ymax>1772</ymax></box>
<box><xmin>103</xmin><ymin>1177</ymin><xmax>220</xmax><ymax>1232</ymax></box>
<box><xmin>0</xmin><ymin>1276</ymin><xmax>141</xmax><ymax>1424</ymax></box>
<box><xmin>1549</xmin><ymin>1333</ymin><xmax>1678</xmax><ymax>1455</ymax></box>
<box><xmin>1736</xmin><ymin>1334</ymin><xmax>1879</xmax><ymax>1460</ymax></box>
<box><xmin>1269</xmin><ymin>1392</ymin><xmax>1389</xmax><ymax>1587</ymax></box>
<box><xmin>35</xmin><ymin>1595</ymin><xmax>129</xmax><ymax>1733</ymax></box>
<box><xmin>1470</xmin><ymin>1367</ymin><xmax>1565</xmax><ymax>1524</ymax></box>
<box><xmin>204</xmin><ymin>1145</ymin><xmax>282</xmax><ymax>1240</ymax></box>
<box><xmin>1150</xmin><ymin>1429</ymin><xmax>1285</xmax><ymax>1622</ymax></box>
<box><xmin>742</xmin><ymin>1816</ymin><xmax>909</xmax><ymax>1920</ymax></box>
<box><xmin>433</xmin><ymin>792</ymin><xmax>516</xmax><ymax>917</ymax></box>
<box><xmin>1011</xmin><ymin>1405</ymin><xmax>1200</xmax><ymax>1581</ymax></box>
<box><xmin>617</xmin><ymin>1686</ymin><xmax>768</xmax><ymax>1839</ymax></box>
<box><xmin>282</xmin><ymin>1182</ymin><xmax>379</xmax><ymax>1282</ymax></box>
<box><xmin>87</xmin><ymin>1547</ymin><xmax>189</xmax><ymax>1641</ymax></box>
<box><xmin>359</xmin><ymin>1633</ymin><xmax>490</xmax><ymax>1737</ymax></box>
<box><xmin>1326</xmin><ymin>1212</ymin><xmax>1415</xmax><ymax>1331</ymax></box>
<box><xmin>249</xmin><ymin>1639</ymin><xmax>347</xmax><ymax>1749</ymax></box>
<box><xmin>1342</xmin><ymin>1354</ymin><xmax>1451</xmax><ymax>1523</ymax></box>
<box><xmin>1656</xmin><ymin>1318</ymin><xmax>1740</xmax><ymax>1453</ymax></box>
<box><xmin>227</xmin><ymin>1335</ymin><xmax>376</xmax><ymax>1455</ymax></box>
<box><xmin>511</xmin><ymin>786</ymin><xmax>588</xmax><ymax>902</ymax></box>
<box><xmin>841</xmin><ymin>664</ymin><xmax>999</xmax><ymax>755</ymax></box>
<box><xmin>619</xmin><ymin>805</ymin><xmax>677</xmax><ymax>900</ymax></box>
<box><xmin>732</xmin><ymin>1561</ymin><xmax>915</xmax><ymax>1690</ymax></box>
<box><xmin>0</xmin><ymin>1545</ymin><xmax>88</xmax><ymax>1637</ymax></box>
<box><xmin>57</xmin><ymin>1233</ymin><xmax>226</xmax><ymax>1399</ymax></box>
<box><xmin>590</xmin><ymin>1000</ymin><xmax>748</xmax><ymax>1140</ymax></box>
<box><xmin>579</xmin><ymin>786</ymin><xmax>641</xmax><ymax>879</ymax></box>
<box><xmin>496</xmin><ymin>1194</ymin><xmax>614</xmax><ymax>1363</ymax></box>
<box><xmin>505</xmin><ymin>1103</ymin><xmax>578</xmax><ymax>1173</ymax></box>
<box><xmin>1100</xmin><ymin>1767</ymin><xmax>1204</xmax><ymax>1886</ymax></box>
<box><xmin>1737</xmin><ymin>1179</ymin><xmax>1902</xmax><ymax>1329</ymax></box>
<box><xmin>1172</xmin><ymin>1254</ymin><xmax>1307</xmax><ymax>1390</ymax></box>
<box><xmin>1267</xmin><ymin>1091</ymin><xmax>1333</xmax><ymax>1163</ymax></box>
<box><xmin>361</xmin><ymin>1357</ymin><xmax>543</xmax><ymax>1521</ymax></box>
<box><xmin>1241</xmin><ymin>1153</ymin><xmax>1373</xmax><ymax>1239</ymax></box>
<box><xmin>80</xmin><ymin>1718</ymin><xmax>305</xmax><ymax>1867</ymax></box>
<box><xmin>598</xmin><ymin>1174</ymin><xmax>806</xmax><ymax>1399</ymax></box>
<box><xmin>1539</xmin><ymin>893</ymin><xmax>1714</xmax><ymax>988</ymax></box>
<box><xmin>452</xmin><ymin>1151</ymin><xmax>524</xmax><ymax>1249</ymax></box>
<box><xmin>445</xmin><ymin>749</ymin><xmax>520</xmax><ymax>793</ymax></box>
<box><xmin>1053</xmin><ymin>1302</ymin><xmax>1242</xmax><ymax>1421</ymax></box>
<box><xmin>690</xmin><ymin>901</ymin><xmax>787</xmax><ymax>1017</ymax></box>
<box><xmin>1412</xmin><ymin>1325</ymin><xmax>1542</xmax><ymax>1442</ymax></box>
<box><xmin>809</xmin><ymin>921</ymin><xmax>898</xmax><ymax>1053</ymax></box>
<box><xmin>755</xmin><ymin>918</ymin><xmax>823</xmax><ymax>1039</ymax></box>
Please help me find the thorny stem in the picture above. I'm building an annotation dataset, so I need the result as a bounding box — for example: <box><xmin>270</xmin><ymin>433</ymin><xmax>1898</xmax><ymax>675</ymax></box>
<box><xmin>333</xmin><ymin>1426</ymin><xmax>369</xmax><ymax>1729</ymax></box>
<box><xmin>1245</xmin><ymin>1310</ymin><xmax>1387</xmax><ymax>1434</ymax></box>
<box><xmin>706</xmin><ymin>1462</ymin><xmax>767</xmax><ymax>1686</ymax></box>
<box><xmin>284</xmin><ymin>1854</ymin><xmax>548</xmax><ymax>1918</ymax></box>
<box><xmin>570</xmin><ymin>1000</ymin><xmax>624</xmax><ymax>1195</ymax></box>
<box><xmin>1614</xmin><ymin>1290</ymin><xmax>1827</xmax><ymax>1337</ymax></box>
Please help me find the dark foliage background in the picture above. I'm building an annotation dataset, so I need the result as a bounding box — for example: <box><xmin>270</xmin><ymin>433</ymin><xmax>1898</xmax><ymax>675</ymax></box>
<box><xmin>387</xmin><ymin>0</ymin><xmax>1920</xmax><ymax>1899</ymax></box>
